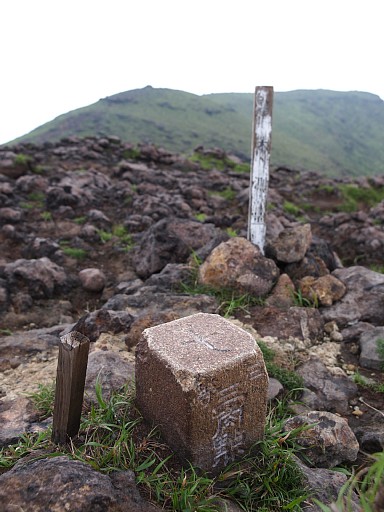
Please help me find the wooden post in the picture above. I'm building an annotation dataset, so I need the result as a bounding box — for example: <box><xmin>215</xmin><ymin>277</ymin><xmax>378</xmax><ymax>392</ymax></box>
<box><xmin>248</xmin><ymin>86</ymin><xmax>274</xmax><ymax>254</ymax></box>
<box><xmin>52</xmin><ymin>331</ymin><xmax>90</xmax><ymax>444</ymax></box>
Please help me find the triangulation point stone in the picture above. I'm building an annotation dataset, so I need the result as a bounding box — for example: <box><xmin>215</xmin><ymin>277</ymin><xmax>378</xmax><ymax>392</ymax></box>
<box><xmin>135</xmin><ymin>313</ymin><xmax>269</xmax><ymax>472</ymax></box>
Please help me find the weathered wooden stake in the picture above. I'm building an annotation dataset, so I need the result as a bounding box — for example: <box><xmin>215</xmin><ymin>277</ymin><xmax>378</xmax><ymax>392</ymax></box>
<box><xmin>248</xmin><ymin>86</ymin><xmax>274</xmax><ymax>254</ymax></box>
<box><xmin>52</xmin><ymin>331</ymin><xmax>90</xmax><ymax>444</ymax></box>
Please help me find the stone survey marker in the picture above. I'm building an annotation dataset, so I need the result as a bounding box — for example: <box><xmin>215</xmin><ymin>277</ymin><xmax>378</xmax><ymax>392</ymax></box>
<box><xmin>135</xmin><ymin>313</ymin><xmax>269</xmax><ymax>472</ymax></box>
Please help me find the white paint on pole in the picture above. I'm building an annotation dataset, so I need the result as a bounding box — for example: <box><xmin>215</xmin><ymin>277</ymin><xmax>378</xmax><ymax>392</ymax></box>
<box><xmin>248</xmin><ymin>86</ymin><xmax>274</xmax><ymax>254</ymax></box>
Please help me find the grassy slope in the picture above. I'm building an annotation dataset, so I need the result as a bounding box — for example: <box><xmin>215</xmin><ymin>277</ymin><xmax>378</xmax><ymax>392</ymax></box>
<box><xmin>9</xmin><ymin>87</ymin><xmax>384</xmax><ymax>176</ymax></box>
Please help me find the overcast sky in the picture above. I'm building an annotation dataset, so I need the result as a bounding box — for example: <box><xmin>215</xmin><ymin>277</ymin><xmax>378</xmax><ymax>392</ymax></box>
<box><xmin>1</xmin><ymin>0</ymin><xmax>382</xmax><ymax>144</ymax></box>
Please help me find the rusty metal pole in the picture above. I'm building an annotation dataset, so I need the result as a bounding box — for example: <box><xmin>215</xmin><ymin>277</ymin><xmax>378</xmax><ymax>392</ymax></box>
<box><xmin>248</xmin><ymin>86</ymin><xmax>274</xmax><ymax>254</ymax></box>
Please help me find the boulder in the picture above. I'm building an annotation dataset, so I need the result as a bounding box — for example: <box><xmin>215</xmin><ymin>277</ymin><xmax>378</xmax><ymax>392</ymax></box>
<box><xmin>0</xmin><ymin>456</ymin><xmax>160</xmax><ymax>511</ymax></box>
<box><xmin>251</xmin><ymin>306</ymin><xmax>324</xmax><ymax>342</ymax></box>
<box><xmin>359</xmin><ymin>326</ymin><xmax>384</xmax><ymax>370</ymax></box>
<box><xmin>84</xmin><ymin>350</ymin><xmax>135</xmax><ymax>403</ymax></box>
<box><xmin>298</xmin><ymin>274</ymin><xmax>346</xmax><ymax>306</ymax></box>
<box><xmin>296</xmin><ymin>359</ymin><xmax>358</xmax><ymax>414</ymax></box>
<box><xmin>321</xmin><ymin>266</ymin><xmax>384</xmax><ymax>326</ymax></box>
<box><xmin>4</xmin><ymin>257</ymin><xmax>68</xmax><ymax>299</ymax></box>
<box><xmin>267</xmin><ymin>224</ymin><xmax>312</xmax><ymax>263</ymax></box>
<box><xmin>133</xmin><ymin>218</ymin><xmax>222</xmax><ymax>278</ymax></box>
<box><xmin>198</xmin><ymin>237</ymin><xmax>279</xmax><ymax>297</ymax></box>
<box><xmin>79</xmin><ymin>268</ymin><xmax>107</xmax><ymax>292</ymax></box>
<box><xmin>284</xmin><ymin>411</ymin><xmax>359</xmax><ymax>468</ymax></box>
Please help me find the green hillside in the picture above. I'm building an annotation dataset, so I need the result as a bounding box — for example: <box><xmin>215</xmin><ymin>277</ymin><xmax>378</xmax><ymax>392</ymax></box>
<box><xmin>7</xmin><ymin>87</ymin><xmax>384</xmax><ymax>176</ymax></box>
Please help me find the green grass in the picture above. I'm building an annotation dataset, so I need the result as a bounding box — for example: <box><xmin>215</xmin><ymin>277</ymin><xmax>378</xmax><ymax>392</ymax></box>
<box><xmin>1</xmin><ymin>382</ymin><xmax>309</xmax><ymax>511</ymax></box>
<box><xmin>27</xmin><ymin>381</ymin><xmax>56</xmax><ymax>418</ymax></box>
<box><xmin>40</xmin><ymin>211</ymin><xmax>52</xmax><ymax>222</ymax></box>
<box><xmin>226</xmin><ymin>227</ymin><xmax>238</xmax><ymax>237</ymax></box>
<box><xmin>315</xmin><ymin>451</ymin><xmax>384</xmax><ymax>512</ymax></box>
<box><xmin>0</xmin><ymin>328</ymin><xmax>13</xmax><ymax>336</ymax></box>
<box><xmin>60</xmin><ymin>245</ymin><xmax>87</xmax><ymax>260</ymax></box>
<box><xmin>180</xmin><ymin>280</ymin><xmax>264</xmax><ymax>318</ymax></box>
<box><xmin>352</xmin><ymin>370</ymin><xmax>384</xmax><ymax>394</ymax></box>
<box><xmin>291</xmin><ymin>288</ymin><xmax>319</xmax><ymax>308</ymax></box>
<box><xmin>377</xmin><ymin>338</ymin><xmax>384</xmax><ymax>370</ymax></box>
<box><xmin>257</xmin><ymin>340</ymin><xmax>304</xmax><ymax>396</ymax></box>
<box><xmin>14</xmin><ymin>153</ymin><xmax>32</xmax><ymax>166</ymax></box>
<box><xmin>195</xmin><ymin>213</ymin><xmax>207</xmax><ymax>222</ymax></box>
<box><xmin>337</xmin><ymin>184</ymin><xmax>384</xmax><ymax>212</ymax></box>
<box><xmin>2</xmin><ymin>379</ymin><xmax>383</xmax><ymax>510</ymax></box>
<box><xmin>74</xmin><ymin>216</ymin><xmax>87</xmax><ymax>225</ymax></box>
<box><xmin>210</xmin><ymin>187</ymin><xmax>236</xmax><ymax>201</ymax></box>
<box><xmin>283</xmin><ymin>201</ymin><xmax>301</xmax><ymax>217</ymax></box>
<box><xmin>369</xmin><ymin>264</ymin><xmax>384</xmax><ymax>274</ymax></box>
<box><xmin>97</xmin><ymin>224</ymin><xmax>134</xmax><ymax>251</ymax></box>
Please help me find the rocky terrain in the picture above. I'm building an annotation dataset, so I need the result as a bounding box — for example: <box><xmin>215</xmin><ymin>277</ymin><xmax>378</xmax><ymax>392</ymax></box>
<box><xmin>0</xmin><ymin>136</ymin><xmax>384</xmax><ymax>511</ymax></box>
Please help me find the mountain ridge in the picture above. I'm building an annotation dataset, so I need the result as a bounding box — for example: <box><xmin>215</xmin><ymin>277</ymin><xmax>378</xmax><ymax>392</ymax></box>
<box><xmin>6</xmin><ymin>86</ymin><xmax>384</xmax><ymax>177</ymax></box>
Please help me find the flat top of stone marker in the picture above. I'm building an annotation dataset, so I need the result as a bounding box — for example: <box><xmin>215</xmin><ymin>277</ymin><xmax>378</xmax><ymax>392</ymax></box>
<box><xmin>143</xmin><ymin>313</ymin><xmax>258</xmax><ymax>372</ymax></box>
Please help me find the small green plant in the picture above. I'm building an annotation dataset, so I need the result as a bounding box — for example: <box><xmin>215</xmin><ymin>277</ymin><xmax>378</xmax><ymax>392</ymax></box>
<box><xmin>213</xmin><ymin>187</ymin><xmax>236</xmax><ymax>201</ymax></box>
<box><xmin>27</xmin><ymin>382</ymin><xmax>56</xmax><ymax>418</ymax></box>
<box><xmin>97</xmin><ymin>225</ymin><xmax>134</xmax><ymax>250</ymax></box>
<box><xmin>257</xmin><ymin>340</ymin><xmax>304</xmax><ymax>396</ymax></box>
<box><xmin>377</xmin><ymin>338</ymin><xmax>384</xmax><ymax>370</ymax></box>
<box><xmin>369</xmin><ymin>264</ymin><xmax>384</xmax><ymax>274</ymax></box>
<box><xmin>0</xmin><ymin>328</ymin><xmax>13</xmax><ymax>336</ymax></box>
<box><xmin>40</xmin><ymin>211</ymin><xmax>52</xmax><ymax>222</ymax></box>
<box><xmin>337</xmin><ymin>184</ymin><xmax>384</xmax><ymax>213</ymax></box>
<box><xmin>122</xmin><ymin>147</ymin><xmax>141</xmax><ymax>160</ymax></box>
<box><xmin>233</xmin><ymin>162</ymin><xmax>250</xmax><ymax>174</ymax></box>
<box><xmin>353</xmin><ymin>370</ymin><xmax>384</xmax><ymax>395</ymax></box>
<box><xmin>318</xmin><ymin>184</ymin><xmax>336</xmax><ymax>194</ymax></box>
<box><xmin>292</xmin><ymin>288</ymin><xmax>319</xmax><ymax>308</ymax></box>
<box><xmin>315</xmin><ymin>451</ymin><xmax>384</xmax><ymax>511</ymax></box>
<box><xmin>98</xmin><ymin>229</ymin><xmax>113</xmax><ymax>243</ymax></box>
<box><xmin>74</xmin><ymin>216</ymin><xmax>87</xmax><ymax>225</ymax></box>
<box><xmin>195</xmin><ymin>212</ymin><xmax>207</xmax><ymax>222</ymax></box>
<box><xmin>61</xmin><ymin>246</ymin><xmax>87</xmax><ymax>260</ymax></box>
<box><xmin>20</xmin><ymin>191</ymin><xmax>45</xmax><ymax>210</ymax></box>
<box><xmin>189</xmin><ymin>152</ymin><xmax>226</xmax><ymax>171</ymax></box>
<box><xmin>225</xmin><ymin>227</ymin><xmax>237</xmax><ymax>237</ymax></box>
<box><xmin>283</xmin><ymin>201</ymin><xmax>301</xmax><ymax>217</ymax></box>
<box><xmin>14</xmin><ymin>153</ymin><xmax>32</xmax><ymax>166</ymax></box>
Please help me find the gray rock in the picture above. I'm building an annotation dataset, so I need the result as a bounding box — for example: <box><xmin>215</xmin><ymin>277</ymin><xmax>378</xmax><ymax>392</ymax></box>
<box><xmin>359</xmin><ymin>326</ymin><xmax>384</xmax><ymax>370</ymax></box>
<box><xmin>144</xmin><ymin>263</ymin><xmax>192</xmax><ymax>290</ymax></box>
<box><xmin>0</xmin><ymin>456</ymin><xmax>160</xmax><ymax>511</ymax></box>
<box><xmin>296</xmin><ymin>359</ymin><xmax>358</xmax><ymax>414</ymax></box>
<box><xmin>267</xmin><ymin>378</ymin><xmax>284</xmax><ymax>400</ymax></box>
<box><xmin>284</xmin><ymin>411</ymin><xmax>359</xmax><ymax>468</ymax></box>
<box><xmin>0</xmin><ymin>207</ymin><xmax>22</xmax><ymax>222</ymax></box>
<box><xmin>341</xmin><ymin>321</ymin><xmax>375</xmax><ymax>343</ymax></box>
<box><xmin>85</xmin><ymin>350</ymin><xmax>135</xmax><ymax>403</ymax></box>
<box><xmin>293</xmin><ymin>456</ymin><xmax>360</xmax><ymax>511</ymax></box>
<box><xmin>4</xmin><ymin>257</ymin><xmax>68</xmax><ymax>299</ymax></box>
<box><xmin>79</xmin><ymin>268</ymin><xmax>107</xmax><ymax>292</ymax></box>
<box><xmin>22</xmin><ymin>237</ymin><xmax>61</xmax><ymax>259</ymax></box>
<box><xmin>71</xmin><ymin>309</ymin><xmax>133</xmax><ymax>343</ymax></box>
<box><xmin>0</xmin><ymin>280</ymin><xmax>9</xmax><ymax>312</ymax></box>
<box><xmin>133</xmin><ymin>217</ymin><xmax>222</xmax><ymax>278</ymax></box>
<box><xmin>354</xmin><ymin>423</ymin><xmax>384</xmax><ymax>453</ymax></box>
<box><xmin>0</xmin><ymin>324</ymin><xmax>69</xmax><ymax>359</ymax></box>
<box><xmin>321</xmin><ymin>266</ymin><xmax>384</xmax><ymax>326</ymax></box>
<box><xmin>251</xmin><ymin>306</ymin><xmax>324</xmax><ymax>342</ymax></box>
<box><xmin>0</xmin><ymin>398</ymin><xmax>39</xmax><ymax>446</ymax></box>
<box><xmin>268</xmin><ymin>223</ymin><xmax>312</xmax><ymax>263</ymax></box>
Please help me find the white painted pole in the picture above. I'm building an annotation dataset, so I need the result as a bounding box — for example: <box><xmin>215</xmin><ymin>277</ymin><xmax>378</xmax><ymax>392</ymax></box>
<box><xmin>247</xmin><ymin>86</ymin><xmax>274</xmax><ymax>254</ymax></box>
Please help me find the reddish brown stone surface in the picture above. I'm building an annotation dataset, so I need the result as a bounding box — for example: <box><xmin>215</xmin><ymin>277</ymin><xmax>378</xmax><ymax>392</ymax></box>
<box><xmin>135</xmin><ymin>313</ymin><xmax>268</xmax><ymax>473</ymax></box>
